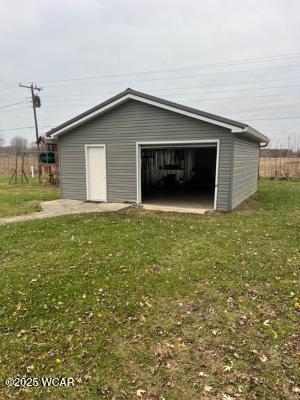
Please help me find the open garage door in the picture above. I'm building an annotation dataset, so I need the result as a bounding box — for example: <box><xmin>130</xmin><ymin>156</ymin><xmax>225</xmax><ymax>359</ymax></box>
<box><xmin>137</xmin><ymin>141</ymin><xmax>219</xmax><ymax>211</ymax></box>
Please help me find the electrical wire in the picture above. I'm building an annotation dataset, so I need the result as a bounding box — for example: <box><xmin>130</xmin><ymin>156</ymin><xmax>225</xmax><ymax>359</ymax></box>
<box><xmin>41</xmin><ymin>64</ymin><xmax>300</xmax><ymax>89</ymax></box>
<box><xmin>40</xmin><ymin>92</ymin><xmax>300</xmax><ymax>109</ymax></box>
<box><xmin>0</xmin><ymin>125</ymin><xmax>52</xmax><ymax>132</ymax></box>
<box><xmin>36</xmin><ymin>52</ymin><xmax>300</xmax><ymax>84</ymax></box>
<box><xmin>40</xmin><ymin>83</ymin><xmax>300</xmax><ymax>104</ymax></box>
<box><xmin>1</xmin><ymin>50</ymin><xmax>300</xmax><ymax>90</ymax></box>
<box><xmin>0</xmin><ymin>99</ymin><xmax>27</xmax><ymax>110</ymax></box>
<box><xmin>242</xmin><ymin>116</ymin><xmax>300</xmax><ymax>121</ymax></box>
<box><xmin>1</xmin><ymin>116</ymin><xmax>300</xmax><ymax>133</ymax></box>
<box><xmin>0</xmin><ymin>106</ymin><xmax>31</xmax><ymax>113</ymax></box>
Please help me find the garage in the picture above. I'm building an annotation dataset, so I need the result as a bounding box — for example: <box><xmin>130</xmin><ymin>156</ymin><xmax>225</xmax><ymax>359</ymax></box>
<box><xmin>46</xmin><ymin>88</ymin><xmax>269</xmax><ymax>212</ymax></box>
<box><xmin>138</xmin><ymin>142</ymin><xmax>218</xmax><ymax>210</ymax></box>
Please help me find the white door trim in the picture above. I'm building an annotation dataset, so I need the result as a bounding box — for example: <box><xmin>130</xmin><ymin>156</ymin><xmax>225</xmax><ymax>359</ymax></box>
<box><xmin>136</xmin><ymin>139</ymin><xmax>220</xmax><ymax>210</ymax></box>
<box><xmin>85</xmin><ymin>144</ymin><xmax>107</xmax><ymax>202</ymax></box>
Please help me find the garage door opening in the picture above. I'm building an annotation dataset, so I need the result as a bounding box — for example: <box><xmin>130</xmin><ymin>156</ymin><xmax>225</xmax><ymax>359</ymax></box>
<box><xmin>139</xmin><ymin>144</ymin><xmax>218</xmax><ymax>210</ymax></box>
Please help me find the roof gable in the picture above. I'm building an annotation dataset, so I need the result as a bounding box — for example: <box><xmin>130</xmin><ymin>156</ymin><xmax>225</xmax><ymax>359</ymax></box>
<box><xmin>46</xmin><ymin>88</ymin><xmax>269</xmax><ymax>144</ymax></box>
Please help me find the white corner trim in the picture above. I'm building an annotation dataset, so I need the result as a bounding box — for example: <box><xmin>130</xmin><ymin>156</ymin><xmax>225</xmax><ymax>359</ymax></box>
<box><xmin>85</xmin><ymin>144</ymin><xmax>107</xmax><ymax>202</ymax></box>
<box><xmin>214</xmin><ymin>140</ymin><xmax>220</xmax><ymax>210</ymax></box>
<box><xmin>51</xmin><ymin>93</ymin><xmax>244</xmax><ymax>137</ymax></box>
<box><xmin>136</xmin><ymin>140</ymin><xmax>220</xmax><ymax>211</ymax></box>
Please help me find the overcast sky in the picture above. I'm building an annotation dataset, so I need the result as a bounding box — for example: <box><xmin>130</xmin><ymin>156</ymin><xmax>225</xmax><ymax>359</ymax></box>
<box><xmin>0</xmin><ymin>0</ymin><xmax>300</xmax><ymax>148</ymax></box>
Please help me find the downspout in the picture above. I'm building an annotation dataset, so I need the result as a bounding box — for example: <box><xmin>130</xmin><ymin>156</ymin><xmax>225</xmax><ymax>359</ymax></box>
<box><xmin>258</xmin><ymin>142</ymin><xmax>268</xmax><ymax>183</ymax></box>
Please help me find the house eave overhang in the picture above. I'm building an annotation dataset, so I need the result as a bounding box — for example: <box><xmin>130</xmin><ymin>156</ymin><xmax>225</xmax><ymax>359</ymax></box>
<box><xmin>46</xmin><ymin>89</ymin><xmax>269</xmax><ymax>144</ymax></box>
<box><xmin>237</xmin><ymin>127</ymin><xmax>270</xmax><ymax>145</ymax></box>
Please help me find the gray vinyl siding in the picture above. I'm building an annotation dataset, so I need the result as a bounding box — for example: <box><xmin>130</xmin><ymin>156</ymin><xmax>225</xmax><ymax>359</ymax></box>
<box><xmin>58</xmin><ymin>99</ymin><xmax>234</xmax><ymax>211</ymax></box>
<box><xmin>231</xmin><ymin>136</ymin><xmax>260</xmax><ymax>209</ymax></box>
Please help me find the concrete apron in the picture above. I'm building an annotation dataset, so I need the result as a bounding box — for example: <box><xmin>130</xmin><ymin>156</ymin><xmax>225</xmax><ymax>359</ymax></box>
<box><xmin>142</xmin><ymin>204</ymin><xmax>209</xmax><ymax>214</ymax></box>
<box><xmin>0</xmin><ymin>199</ymin><xmax>211</xmax><ymax>225</ymax></box>
<box><xmin>0</xmin><ymin>199</ymin><xmax>129</xmax><ymax>225</ymax></box>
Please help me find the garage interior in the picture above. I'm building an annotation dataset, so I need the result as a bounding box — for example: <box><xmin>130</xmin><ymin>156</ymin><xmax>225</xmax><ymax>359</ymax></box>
<box><xmin>141</xmin><ymin>145</ymin><xmax>217</xmax><ymax>210</ymax></box>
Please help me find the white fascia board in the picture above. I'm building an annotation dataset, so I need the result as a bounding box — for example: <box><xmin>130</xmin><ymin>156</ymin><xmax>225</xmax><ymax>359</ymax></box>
<box><xmin>245</xmin><ymin>127</ymin><xmax>269</xmax><ymax>143</ymax></box>
<box><xmin>234</xmin><ymin>127</ymin><xmax>269</xmax><ymax>144</ymax></box>
<box><xmin>50</xmin><ymin>93</ymin><xmax>244</xmax><ymax>137</ymax></box>
<box><xmin>128</xmin><ymin>95</ymin><xmax>244</xmax><ymax>131</ymax></box>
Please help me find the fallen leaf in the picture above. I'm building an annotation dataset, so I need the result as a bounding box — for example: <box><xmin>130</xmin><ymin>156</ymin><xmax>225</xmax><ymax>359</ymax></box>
<box><xmin>223</xmin><ymin>395</ymin><xmax>235</xmax><ymax>400</ymax></box>
<box><xmin>259</xmin><ymin>354</ymin><xmax>268</xmax><ymax>363</ymax></box>
<box><xmin>26</xmin><ymin>365</ymin><xmax>34</xmax><ymax>372</ymax></box>
<box><xmin>223</xmin><ymin>364</ymin><xmax>233</xmax><ymax>372</ymax></box>
<box><xmin>294</xmin><ymin>301</ymin><xmax>300</xmax><ymax>311</ymax></box>
<box><xmin>136</xmin><ymin>389</ymin><xmax>146</xmax><ymax>397</ymax></box>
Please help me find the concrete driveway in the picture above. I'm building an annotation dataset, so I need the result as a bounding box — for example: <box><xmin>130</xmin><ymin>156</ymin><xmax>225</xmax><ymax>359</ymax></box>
<box><xmin>0</xmin><ymin>199</ymin><xmax>129</xmax><ymax>225</ymax></box>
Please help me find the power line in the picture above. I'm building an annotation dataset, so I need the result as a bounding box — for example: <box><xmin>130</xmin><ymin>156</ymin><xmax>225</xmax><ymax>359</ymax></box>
<box><xmin>157</xmin><ymin>83</ymin><xmax>300</xmax><ymax>96</ymax></box>
<box><xmin>1</xmin><ymin>51</ymin><xmax>300</xmax><ymax>91</ymax></box>
<box><xmin>0</xmin><ymin>106</ymin><xmax>31</xmax><ymax>113</ymax></box>
<box><xmin>0</xmin><ymin>125</ymin><xmax>52</xmax><ymax>132</ymax></box>
<box><xmin>2</xmin><ymin>117</ymin><xmax>300</xmax><ymax>134</ymax></box>
<box><xmin>41</xmin><ymin>83</ymin><xmax>300</xmax><ymax>104</ymax></box>
<box><xmin>242</xmin><ymin>116</ymin><xmax>300</xmax><ymax>121</ymax></box>
<box><xmin>36</xmin><ymin>52</ymin><xmax>300</xmax><ymax>84</ymax></box>
<box><xmin>40</xmin><ymin>92</ymin><xmax>300</xmax><ymax>109</ymax></box>
<box><xmin>188</xmin><ymin>92</ymin><xmax>300</xmax><ymax>101</ymax></box>
<box><xmin>41</xmin><ymin>64</ymin><xmax>300</xmax><ymax>89</ymax></box>
<box><xmin>0</xmin><ymin>99</ymin><xmax>27</xmax><ymax>110</ymax></box>
<box><xmin>2</xmin><ymin>75</ymin><xmax>300</xmax><ymax>103</ymax></box>
<box><xmin>148</xmin><ymin>77</ymin><xmax>300</xmax><ymax>93</ymax></box>
<box><xmin>1</xmin><ymin>117</ymin><xmax>300</xmax><ymax>133</ymax></box>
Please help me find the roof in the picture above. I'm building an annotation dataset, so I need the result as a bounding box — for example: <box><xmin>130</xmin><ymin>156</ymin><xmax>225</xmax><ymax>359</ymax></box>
<box><xmin>46</xmin><ymin>88</ymin><xmax>269</xmax><ymax>144</ymax></box>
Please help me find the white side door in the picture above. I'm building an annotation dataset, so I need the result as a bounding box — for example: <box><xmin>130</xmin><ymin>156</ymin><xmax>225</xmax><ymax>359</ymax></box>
<box><xmin>85</xmin><ymin>145</ymin><xmax>107</xmax><ymax>201</ymax></box>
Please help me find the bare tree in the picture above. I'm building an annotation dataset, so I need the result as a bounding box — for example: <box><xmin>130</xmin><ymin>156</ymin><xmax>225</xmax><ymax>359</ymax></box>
<box><xmin>10</xmin><ymin>136</ymin><xmax>28</xmax><ymax>154</ymax></box>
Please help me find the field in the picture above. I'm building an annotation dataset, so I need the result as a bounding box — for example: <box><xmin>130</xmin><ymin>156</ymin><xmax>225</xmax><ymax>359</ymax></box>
<box><xmin>0</xmin><ymin>175</ymin><xmax>59</xmax><ymax>217</ymax></box>
<box><xmin>260</xmin><ymin>157</ymin><xmax>300</xmax><ymax>179</ymax></box>
<box><xmin>0</xmin><ymin>179</ymin><xmax>299</xmax><ymax>399</ymax></box>
<box><xmin>0</xmin><ymin>154</ymin><xmax>38</xmax><ymax>175</ymax></box>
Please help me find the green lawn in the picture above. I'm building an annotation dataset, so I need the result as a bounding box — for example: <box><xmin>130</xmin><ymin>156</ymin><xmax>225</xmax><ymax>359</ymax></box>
<box><xmin>0</xmin><ymin>180</ymin><xmax>299</xmax><ymax>399</ymax></box>
<box><xmin>0</xmin><ymin>174</ymin><xmax>59</xmax><ymax>217</ymax></box>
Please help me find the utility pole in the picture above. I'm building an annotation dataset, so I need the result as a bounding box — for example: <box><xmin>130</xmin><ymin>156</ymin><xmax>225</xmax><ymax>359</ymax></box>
<box><xmin>19</xmin><ymin>83</ymin><xmax>42</xmax><ymax>183</ymax></box>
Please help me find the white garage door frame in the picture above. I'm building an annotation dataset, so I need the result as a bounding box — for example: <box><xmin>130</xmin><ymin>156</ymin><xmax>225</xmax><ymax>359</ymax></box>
<box><xmin>85</xmin><ymin>144</ymin><xmax>107</xmax><ymax>202</ymax></box>
<box><xmin>136</xmin><ymin>140</ymin><xmax>220</xmax><ymax>210</ymax></box>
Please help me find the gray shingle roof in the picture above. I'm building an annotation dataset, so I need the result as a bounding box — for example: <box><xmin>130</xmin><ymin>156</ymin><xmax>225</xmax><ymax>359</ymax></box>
<box><xmin>46</xmin><ymin>88</ymin><xmax>269</xmax><ymax>143</ymax></box>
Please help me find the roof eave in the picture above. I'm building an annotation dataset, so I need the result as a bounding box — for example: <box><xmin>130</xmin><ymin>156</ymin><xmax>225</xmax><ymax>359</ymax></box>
<box><xmin>242</xmin><ymin>127</ymin><xmax>270</xmax><ymax>144</ymax></box>
<box><xmin>46</xmin><ymin>88</ymin><xmax>269</xmax><ymax>144</ymax></box>
<box><xmin>47</xmin><ymin>92</ymin><xmax>247</xmax><ymax>138</ymax></box>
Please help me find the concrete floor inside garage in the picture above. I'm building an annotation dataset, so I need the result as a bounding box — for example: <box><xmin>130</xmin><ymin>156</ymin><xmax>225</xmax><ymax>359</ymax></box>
<box><xmin>140</xmin><ymin>145</ymin><xmax>217</xmax><ymax>213</ymax></box>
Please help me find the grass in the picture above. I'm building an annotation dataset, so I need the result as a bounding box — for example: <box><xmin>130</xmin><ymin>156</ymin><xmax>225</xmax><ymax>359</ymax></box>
<box><xmin>0</xmin><ymin>179</ymin><xmax>299</xmax><ymax>399</ymax></box>
<box><xmin>0</xmin><ymin>174</ymin><xmax>59</xmax><ymax>217</ymax></box>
